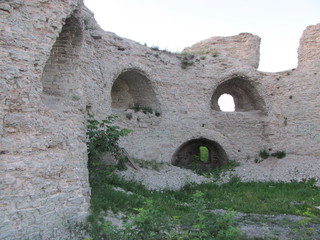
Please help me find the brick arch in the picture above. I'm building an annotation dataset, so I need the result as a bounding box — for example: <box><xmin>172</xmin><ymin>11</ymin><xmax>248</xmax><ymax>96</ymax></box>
<box><xmin>172</xmin><ymin>138</ymin><xmax>228</xmax><ymax>171</ymax></box>
<box><xmin>111</xmin><ymin>69</ymin><xmax>161</xmax><ymax>113</ymax></box>
<box><xmin>41</xmin><ymin>10</ymin><xmax>83</xmax><ymax>97</ymax></box>
<box><xmin>211</xmin><ymin>76</ymin><xmax>266</xmax><ymax>113</ymax></box>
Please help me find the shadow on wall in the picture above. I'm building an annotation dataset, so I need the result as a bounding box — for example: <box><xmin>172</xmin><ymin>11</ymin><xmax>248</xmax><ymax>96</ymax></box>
<box><xmin>111</xmin><ymin>69</ymin><xmax>161</xmax><ymax>113</ymax></box>
<box><xmin>172</xmin><ymin>138</ymin><xmax>228</xmax><ymax>172</ymax></box>
<box><xmin>41</xmin><ymin>10</ymin><xmax>83</xmax><ymax>97</ymax></box>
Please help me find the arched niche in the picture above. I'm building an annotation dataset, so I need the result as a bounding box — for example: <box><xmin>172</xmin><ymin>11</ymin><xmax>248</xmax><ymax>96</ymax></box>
<box><xmin>111</xmin><ymin>70</ymin><xmax>161</xmax><ymax>113</ymax></box>
<box><xmin>41</xmin><ymin>11</ymin><xmax>82</xmax><ymax>97</ymax></box>
<box><xmin>172</xmin><ymin>138</ymin><xmax>228</xmax><ymax>171</ymax></box>
<box><xmin>211</xmin><ymin>77</ymin><xmax>266</xmax><ymax>113</ymax></box>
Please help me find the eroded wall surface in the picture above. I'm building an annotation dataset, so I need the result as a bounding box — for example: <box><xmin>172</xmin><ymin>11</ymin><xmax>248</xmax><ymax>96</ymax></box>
<box><xmin>82</xmin><ymin>10</ymin><xmax>319</xmax><ymax>184</ymax></box>
<box><xmin>0</xmin><ymin>0</ymin><xmax>319</xmax><ymax>239</ymax></box>
<box><xmin>0</xmin><ymin>1</ymin><xmax>90</xmax><ymax>239</ymax></box>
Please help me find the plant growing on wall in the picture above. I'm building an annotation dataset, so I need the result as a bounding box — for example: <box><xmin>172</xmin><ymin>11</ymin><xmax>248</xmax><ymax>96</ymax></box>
<box><xmin>86</xmin><ymin>114</ymin><xmax>132</xmax><ymax>170</ymax></box>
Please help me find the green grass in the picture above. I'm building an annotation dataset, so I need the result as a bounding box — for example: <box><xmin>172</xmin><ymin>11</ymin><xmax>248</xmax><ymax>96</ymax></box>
<box><xmin>86</xmin><ymin>167</ymin><xmax>320</xmax><ymax>239</ymax></box>
<box><xmin>192</xmin><ymin>178</ymin><xmax>320</xmax><ymax>215</ymax></box>
<box><xmin>89</xmin><ymin>170</ymin><xmax>320</xmax><ymax>218</ymax></box>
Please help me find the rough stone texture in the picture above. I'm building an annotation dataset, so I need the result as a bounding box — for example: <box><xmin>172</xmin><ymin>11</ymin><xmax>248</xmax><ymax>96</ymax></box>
<box><xmin>0</xmin><ymin>1</ymin><xmax>90</xmax><ymax>239</ymax></box>
<box><xmin>0</xmin><ymin>0</ymin><xmax>319</xmax><ymax>239</ymax></box>
<box><xmin>183</xmin><ymin>33</ymin><xmax>261</xmax><ymax>69</ymax></box>
<box><xmin>298</xmin><ymin>23</ymin><xmax>320</xmax><ymax>69</ymax></box>
<box><xmin>118</xmin><ymin>166</ymin><xmax>210</xmax><ymax>191</ymax></box>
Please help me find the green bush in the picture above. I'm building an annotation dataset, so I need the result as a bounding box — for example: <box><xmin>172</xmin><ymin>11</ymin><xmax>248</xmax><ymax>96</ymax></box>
<box><xmin>86</xmin><ymin>114</ymin><xmax>132</xmax><ymax>170</ymax></box>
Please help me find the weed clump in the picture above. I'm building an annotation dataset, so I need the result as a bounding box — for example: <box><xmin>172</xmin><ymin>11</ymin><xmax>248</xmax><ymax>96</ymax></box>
<box><xmin>212</xmin><ymin>51</ymin><xmax>219</xmax><ymax>57</ymax></box>
<box><xmin>200</xmin><ymin>55</ymin><xmax>206</xmax><ymax>60</ymax></box>
<box><xmin>259</xmin><ymin>149</ymin><xmax>270</xmax><ymax>159</ymax></box>
<box><xmin>125</xmin><ymin>113</ymin><xmax>132</xmax><ymax>120</ymax></box>
<box><xmin>180</xmin><ymin>53</ymin><xmax>195</xmax><ymax>69</ymax></box>
<box><xmin>271</xmin><ymin>151</ymin><xmax>286</xmax><ymax>159</ymax></box>
<box><xmin>255</xmin><ymin>149</ymin><xmax>287</xmax><ymax>163</ymax></box>
<box><xmin>150</xmin><ymin>45</ymin><xmax>159</xmax><ymax>51</ymax></box>
<box><xmin>129</xmin><ymin>105</ymin><xmax>161</xmax><ymax>117</ymax></box>
<box><xmin>181</xmin><ymin>58</ymin><xmax>194</xmax><ymax>69</ymax></box>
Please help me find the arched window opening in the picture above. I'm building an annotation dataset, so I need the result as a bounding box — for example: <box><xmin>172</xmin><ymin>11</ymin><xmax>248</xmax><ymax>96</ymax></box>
<box><xmin>41</xmin><ymin>11</ymin><xmax>82</xmax><ymax>97</ymax></box>
<box><xmin>172</xmin><ymin>138</ymin><xmax>228</xmax><ymax>172</ymax></box>
<box><xmin>211</xmin><ymin>77</ymin><xmax>265</xmax><ymax>113</ymax></box>
<box><xmin>111</xmin><ymin>70</ymin><xmax>161</xmax><ymax>113</ymax></box>
<box><xmin>218</xmin><ymin>94</ymin><xmax>235</xmax><ymax>112</ymax></box>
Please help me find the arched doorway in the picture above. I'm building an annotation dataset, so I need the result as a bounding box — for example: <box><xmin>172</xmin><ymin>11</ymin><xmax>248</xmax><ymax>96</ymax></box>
<box><xmin>172</xmin><ymin>138</ymin><xmax>228</xmax><ymax>172</ymax></box>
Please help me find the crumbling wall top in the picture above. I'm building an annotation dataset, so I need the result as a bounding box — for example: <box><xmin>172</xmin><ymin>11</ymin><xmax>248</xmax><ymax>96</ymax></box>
<box><xmin>183</xmin><ymin>33</ymin><xmax>261</xmax><ymax>69</ymax></box>
<box><xmin>298</xmin><ymin>23</ymin><xmax>320</xmax><ymax>69</ymax></box>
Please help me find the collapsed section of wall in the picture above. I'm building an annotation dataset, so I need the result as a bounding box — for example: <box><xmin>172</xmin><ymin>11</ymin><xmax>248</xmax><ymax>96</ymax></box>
<box><xmin>183</xmin><ymin>33</ymin><xmax>261</xmax><ymax>69</ymax></box>
<box><xmin>298</xmin><ymin>23</ymin><xmax>320</xmax><ymax>70</ymax></box>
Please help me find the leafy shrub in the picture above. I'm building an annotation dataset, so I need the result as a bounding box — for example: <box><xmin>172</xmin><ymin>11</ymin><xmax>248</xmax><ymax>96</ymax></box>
<box><xmin>86</xmin><ymin>114</ymin><xmax>132</xmax><ymax>170</ymax></box>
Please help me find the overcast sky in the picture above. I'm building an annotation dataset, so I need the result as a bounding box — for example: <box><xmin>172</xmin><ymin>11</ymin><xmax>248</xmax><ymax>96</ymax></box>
<box><xmin>83</xmin><ymin>0</ymin><xmax>319</xmax><ymax>72</ymax></box>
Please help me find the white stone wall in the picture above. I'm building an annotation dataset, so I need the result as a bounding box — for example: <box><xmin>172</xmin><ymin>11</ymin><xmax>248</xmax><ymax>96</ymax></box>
<box><xmin>81</xmin><ymin>12</ymin><xmax>319</xmax><ymax>184</ymax></box>
<box><xmin>0</xmin><ymin>1</ymin><xmax>90</xmax><ymax>239</ymax></box>
<box><xmin>0</xmin><ymin>0</ymin><xmax>319</xmax><ymax>239</ymax></box>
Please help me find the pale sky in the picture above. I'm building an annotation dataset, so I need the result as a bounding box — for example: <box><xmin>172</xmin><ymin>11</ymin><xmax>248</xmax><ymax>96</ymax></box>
<box><xmin>84</xmin><ymin>0</ymin><xmax>319</xmax><ymax>72</ymax></box>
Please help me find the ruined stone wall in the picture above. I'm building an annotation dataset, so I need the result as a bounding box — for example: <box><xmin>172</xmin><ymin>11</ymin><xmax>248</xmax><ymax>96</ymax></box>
<box><xmin>81</xmin><ymin>24</ymin><xmax>267</xmax><ymax>165</ymax></box>
<box><xmin>1</xmin><ymin>0</ymin><xmax>319</xmax><ymax>239</ymax></box>
<box><xmin>81</xmin><ymin>14</ymin><xmax>319</xmax><ymax>184</ymax></box>
<box><xmin>0</xmin><ymin>1</ymin><xmax>90</xmax><ymax>239</ymax></box>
